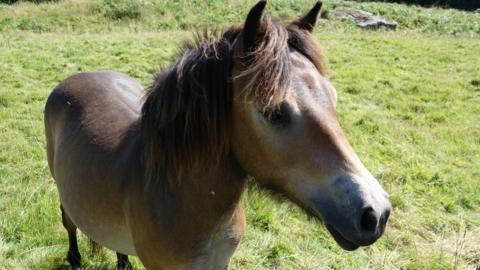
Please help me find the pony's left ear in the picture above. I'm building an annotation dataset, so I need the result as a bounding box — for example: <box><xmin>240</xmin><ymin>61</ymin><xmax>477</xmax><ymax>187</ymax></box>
<box><xmin>242</xmin><ymin>0</ymin><xmax>267</xmax><ymax>51</ymax></box>
<box><xmin>293</xmin><ymin>1</ymin><xmax>322</xmax><ymax>32</ymax></box>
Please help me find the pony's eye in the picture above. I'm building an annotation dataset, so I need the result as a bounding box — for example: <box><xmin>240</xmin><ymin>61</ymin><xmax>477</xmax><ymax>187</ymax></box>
<box><xmin>261</xmin><ymin>102</ymin><xmax>291</xmax><ymax>127</ymax></box>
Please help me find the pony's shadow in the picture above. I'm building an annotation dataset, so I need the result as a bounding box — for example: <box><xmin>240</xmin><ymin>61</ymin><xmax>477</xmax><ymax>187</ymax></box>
<box><xmin>51</xmin><ymin>259</ymin><xmax>114</xmax><ymax>270</ymax></box>
<box><xmin>52</xmin><ymin>264</ymin><xmax>70</xmax><ymax>270</ymax></box>
<box><xmin>39</xmin><ymin>254</ymin><xmax>70</xmax><ymax>270</ymax></box>
<box><xmin>42</xmin><ymin>253</ymin><xmax>115</xmax><ymax>270</ymax></box>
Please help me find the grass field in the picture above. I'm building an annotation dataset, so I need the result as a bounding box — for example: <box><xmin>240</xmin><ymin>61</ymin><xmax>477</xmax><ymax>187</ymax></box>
<box><xmin>0</xmin><ymin>0</ymin><xmax>479</xmax><ymax>269</ymax></box>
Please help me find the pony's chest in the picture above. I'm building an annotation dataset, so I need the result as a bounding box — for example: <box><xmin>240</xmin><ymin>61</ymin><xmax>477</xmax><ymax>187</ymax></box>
<box><xmin>190</xmin><ymin>225</ymin><xmax>243</xmax><ymax>270</ymax></box>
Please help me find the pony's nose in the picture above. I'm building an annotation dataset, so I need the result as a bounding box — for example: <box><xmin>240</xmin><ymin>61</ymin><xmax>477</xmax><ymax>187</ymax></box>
<box><xmin>357</xmin><ymin>204</ymin><xmax>391</xmax><ymax>241</ymax></box>
<box><xmin>360</xmin><ymin>207</ymin><xmax>378</xmax><ymax>233</ymax></box>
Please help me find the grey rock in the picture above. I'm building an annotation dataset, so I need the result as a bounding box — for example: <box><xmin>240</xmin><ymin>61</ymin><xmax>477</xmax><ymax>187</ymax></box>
<box><xmin>331</xmin><ymin>8</ymin><xmax>397</xmax><ymax>30</ymax></box>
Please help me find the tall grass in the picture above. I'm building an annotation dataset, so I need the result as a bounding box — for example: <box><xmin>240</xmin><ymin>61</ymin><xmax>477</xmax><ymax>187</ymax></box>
<box><xmin>99</xmin><ymin>0</ymin><xmax>141</xmax><ymax>20</ymax></box>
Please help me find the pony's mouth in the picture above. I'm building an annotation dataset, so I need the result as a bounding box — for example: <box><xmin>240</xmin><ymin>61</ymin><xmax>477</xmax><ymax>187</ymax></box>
<box><xmin>325</xmin><ymin>224</ymin><xmax>359</xmax><ymax>251</ymax></box>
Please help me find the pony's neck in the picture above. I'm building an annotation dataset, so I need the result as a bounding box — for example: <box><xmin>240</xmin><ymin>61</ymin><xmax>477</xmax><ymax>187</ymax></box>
<box><xmin>139</xmin><ymin>31</ymin><xmax>247</xmax><ymax>244</ymax></box>
<box><xmin>175</xmin><ymin>154</ymin><xmax>247</xmax><ymax>223</ymax></box>
<box><xmin>142</xmin><ymin>151</ymin><xmax>247</xmax><ymax>234</ymax></box>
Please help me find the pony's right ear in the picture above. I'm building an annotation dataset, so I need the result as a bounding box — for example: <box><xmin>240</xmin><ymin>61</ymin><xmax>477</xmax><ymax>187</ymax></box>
<box><xmin>242</xmin><ymin>0</ymin><xmax>267</xmax><ymax>52</ymax></box>
<box><xmin>293</xmin><ymin>1</ymin><xmax>322</xmax><ymax>32</ymax></box>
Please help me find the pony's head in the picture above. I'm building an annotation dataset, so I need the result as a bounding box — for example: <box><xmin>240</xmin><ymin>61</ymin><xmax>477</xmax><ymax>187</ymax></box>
<box><xmin>229</xmin><ymin>1</ymin><xmax>391</xmax><ymax>250</ymax></box>
<box><xmin>142</xmin><ymin>0</ymin><xmax>391</xmax><ymax>251</ymax></box>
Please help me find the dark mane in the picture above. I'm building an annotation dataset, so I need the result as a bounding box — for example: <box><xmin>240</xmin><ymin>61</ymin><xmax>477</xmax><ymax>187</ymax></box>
<box><xmin>287</xmin><ymin>24</ymin><xmax>328</xmax><ymax>76</ymax></box>
<box><xmin>141</xmin><ymin>14</ymin><xmax>328</xmax><ymax>184</ymax></box>
<box><xmin>141</xmin><ymin>28</ymin><xmax>237</xmax><ymax>184</ymax></box>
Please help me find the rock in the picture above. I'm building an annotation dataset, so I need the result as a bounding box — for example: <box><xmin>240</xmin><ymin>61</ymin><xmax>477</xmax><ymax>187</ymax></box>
<box><xmin>331</xmin><ymin>8</ymin><xmax>397</xmax><ymax>30</ymax></box>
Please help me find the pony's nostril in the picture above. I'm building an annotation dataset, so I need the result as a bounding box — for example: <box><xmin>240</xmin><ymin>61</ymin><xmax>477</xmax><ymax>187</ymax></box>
<box><xmin>360</xmin><ymin>207</ymin><xmax>378</xmax><ymax>233</ymax></box>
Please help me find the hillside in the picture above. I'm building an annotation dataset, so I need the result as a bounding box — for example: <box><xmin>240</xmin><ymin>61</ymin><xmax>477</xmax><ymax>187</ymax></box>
<box><xmin>0</xmin><ymin>0</ymin><xmax>479</xmax><ymax>269</ymax></box>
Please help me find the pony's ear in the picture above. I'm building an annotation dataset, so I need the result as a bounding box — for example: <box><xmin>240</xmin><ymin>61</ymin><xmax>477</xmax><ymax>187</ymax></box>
<box><xmin>293</xmin><ymin>1</ymin><xmax>322</xmax><ymax>32</ymax></box>
<box><xmin>242</xmin><ymin>0</ymin><xmax>267</xmax><ymax>51</ymax></box>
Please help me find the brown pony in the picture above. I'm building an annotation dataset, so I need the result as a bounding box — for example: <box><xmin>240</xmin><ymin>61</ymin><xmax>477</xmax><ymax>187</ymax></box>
<box><xmin>44</xmin><ymin>1</ymin><xmax>391</xmax><ymax>269</ymax></box>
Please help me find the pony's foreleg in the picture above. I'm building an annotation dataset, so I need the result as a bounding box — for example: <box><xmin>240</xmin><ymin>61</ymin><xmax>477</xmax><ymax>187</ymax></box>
<box><xmin>60</xmin><ymin>205</ymin><xmax>82</xmax><ymax>269</ymax></box>
<box><xmin>223</xmin><ymin>260</ymin><xmax>231</xmax><ymax>270</ymax></box>
<box><xmin>116</xmin><ymin>252</ymin><xmax>133</xmax><ymax>270</ymax></box>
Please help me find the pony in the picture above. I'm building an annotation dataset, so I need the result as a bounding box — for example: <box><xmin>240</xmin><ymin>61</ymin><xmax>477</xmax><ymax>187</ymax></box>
<box><xmin>44</xmin><ymin>1</ymin><xmax>391</xmax><ymax>269</ymax></box>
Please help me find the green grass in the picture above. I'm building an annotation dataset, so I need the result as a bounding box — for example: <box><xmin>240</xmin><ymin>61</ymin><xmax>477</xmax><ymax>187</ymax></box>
<box><xmin>0</xmin><ymin>0</ymin><xmax>479</xmax><ymax>36</ymax></box>
<box><xmin>1</xmin><ymin>0</ymin><xmax>479</xmax><ymax>269</ymax></box>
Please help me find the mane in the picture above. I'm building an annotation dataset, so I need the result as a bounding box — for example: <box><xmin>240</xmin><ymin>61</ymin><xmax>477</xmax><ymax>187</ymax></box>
<box><xmin>287</xmin><ymin>24</ymin><xmax>328</xmax><ymax>76</ymax></box>
<box><xmin>141</xmin><ymin>14</ymin><xmax>328</xmax><ymax>185</ymax></box>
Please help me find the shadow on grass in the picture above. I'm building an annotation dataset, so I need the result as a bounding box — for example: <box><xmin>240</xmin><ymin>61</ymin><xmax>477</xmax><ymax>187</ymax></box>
<box><xmin>37</xmin><ymin>253</ymin><xmax>70</xmax><ymax>270</ymax></box>
<box><xmin>38</xmin><ymin>252</ymin><xmax>116</xmax><ymax>270</ymax></box>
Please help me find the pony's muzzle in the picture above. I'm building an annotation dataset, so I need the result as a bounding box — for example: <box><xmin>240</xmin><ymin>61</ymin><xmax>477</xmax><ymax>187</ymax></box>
<box><xmin>311</xmin><ymin>174</ymin><xmax>392</xmax><ymax>250</ymax></box>
<box><xmin>324</xmin><ymin>201</ymin><xmax>391</xmax><ymax>250</ymax></box>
